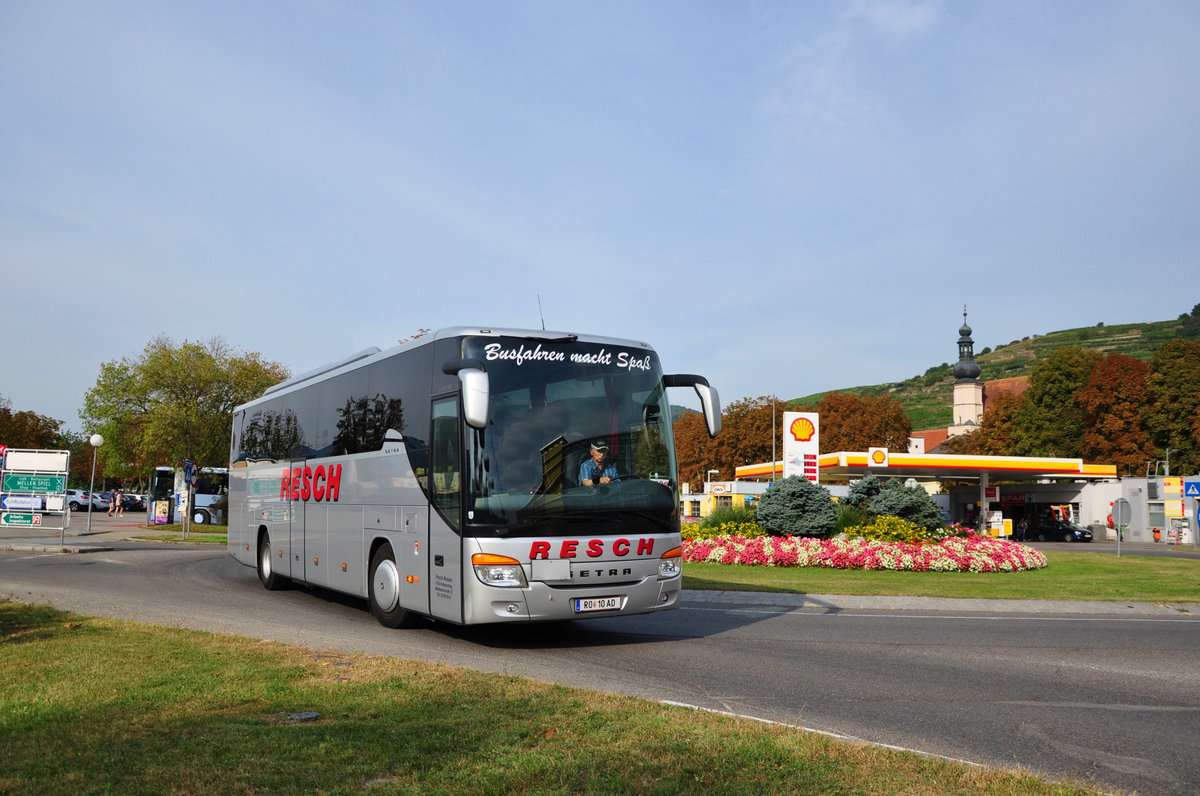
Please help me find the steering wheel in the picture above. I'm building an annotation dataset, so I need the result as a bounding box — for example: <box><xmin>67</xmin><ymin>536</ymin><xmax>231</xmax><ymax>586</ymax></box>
<box><xmin>610</xmin><ymin>473</ymin><xmax>642</xmax><ymax>482</ymax></box>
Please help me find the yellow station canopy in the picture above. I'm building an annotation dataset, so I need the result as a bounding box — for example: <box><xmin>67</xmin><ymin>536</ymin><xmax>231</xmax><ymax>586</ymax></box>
<box><xmin>735</xmin><ymin>452</ymin><xmax>1117</xmax><ymax>483</ymax></box>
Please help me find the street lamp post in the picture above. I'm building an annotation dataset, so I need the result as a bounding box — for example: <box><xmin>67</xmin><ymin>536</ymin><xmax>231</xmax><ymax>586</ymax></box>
<box><xmin>85</xmin><ymin>434</ymin><xmax>103</xmax><ymax>535</ymax></box>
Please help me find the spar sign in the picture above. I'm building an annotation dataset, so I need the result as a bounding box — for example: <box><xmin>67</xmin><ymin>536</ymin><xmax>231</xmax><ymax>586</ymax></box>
<box><xmin>782</xmin><ymin>412</ymin><xmax>820</xmax><ymax>483</ymax></box>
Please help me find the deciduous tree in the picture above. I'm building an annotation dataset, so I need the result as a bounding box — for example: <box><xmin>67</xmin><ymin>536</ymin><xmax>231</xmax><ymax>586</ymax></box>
<box><xmin>711</xmin><ymin>396</ymin><xmax>785</xmax><ymax>477</ymax></box>
<box><xmin>1075</xmin><ymin>354</ymin><xmax>1155</xmax><ymax>472</ymax></box>
<box><xmin>1144</xmin><ymin>338</ymin><xmax>1200</xmax><ymax>474</ymax></box>
<box><xmin>672</xmin><ymin>396</ymin><xmax>787</xmax><ymax>487</ymax></box>
<box><xmin>672</xmin><ymin>409</ymin><xmax>715</xmax><ymax>489</ymax></box>
<box><xmin>81</xmin><ymin>336</ymin><xmax>289</xmax><ymax>478</ymax></box>
<box><xmin>0</xmin><ymin>395</ymin><xmax>63</xmax><ymax>449</ymax></box>
<box><xmin>799</xmin><ymin>392</ymin><xmax>912</xmax><ymax>453</ymax></box>
<box><xmin>1011</xmin><ymin>347</ymin><xmax>1101</xmax><ymax>457</ymax></box>
<box><xmin>944</xmin><ymin>389</ymin><xmax>1027</xmax><ymax>455</ymax></box>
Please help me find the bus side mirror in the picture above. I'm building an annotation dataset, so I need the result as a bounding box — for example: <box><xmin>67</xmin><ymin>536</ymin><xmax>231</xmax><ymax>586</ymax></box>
<box><xmin>664</xmin><ymin>374</ymin><xmax>721</xmax><ymax>437</ymax></box>
<box><xmin>442</xmin><ymin>359</ymin><xmax>489</xmax><ymax>429</ymax></box>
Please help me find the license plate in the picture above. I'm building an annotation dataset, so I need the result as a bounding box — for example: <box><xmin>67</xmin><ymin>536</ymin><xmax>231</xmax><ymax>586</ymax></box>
<box><xmin>573</xmin><ymin>596</ymin><xmax>621</xmax><ymax>613</ymax></box>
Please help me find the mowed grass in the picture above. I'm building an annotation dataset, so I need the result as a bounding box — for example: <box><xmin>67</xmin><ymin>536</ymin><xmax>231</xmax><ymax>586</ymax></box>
<box><xmin>127</xmin><ymin>522</ymin><xmax>227</xmax><ymax>545</ymax></box>
<box><xmin>683</xmin><ymin>551</ymin><xmax>1200</xmax><ymax>604</ymax></box>
<box><xmin>0</xmin><ymin>602</ymin><xmax>1104</xmax><ymax>796</ymax></box>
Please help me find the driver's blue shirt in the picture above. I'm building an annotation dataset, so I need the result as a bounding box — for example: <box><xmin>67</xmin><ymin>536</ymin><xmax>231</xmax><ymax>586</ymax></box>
<box><xmin>579</xmin><ymin>459</ymin><xmax>618</xmax><ymax>484</ymax></box>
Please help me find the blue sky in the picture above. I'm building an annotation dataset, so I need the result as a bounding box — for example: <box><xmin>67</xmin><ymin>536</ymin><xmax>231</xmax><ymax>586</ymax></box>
<box><xmin>3</xmin><ymin>1</ymin><xmax>1198</xmax><ymax>432</ymax></box>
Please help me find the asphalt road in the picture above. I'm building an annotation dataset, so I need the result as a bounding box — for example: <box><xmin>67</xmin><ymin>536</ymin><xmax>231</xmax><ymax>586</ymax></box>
<box><xmin>2</xmin><ymin>519</ymin><xmax>1199</xmax><ymax>795</ymax></box>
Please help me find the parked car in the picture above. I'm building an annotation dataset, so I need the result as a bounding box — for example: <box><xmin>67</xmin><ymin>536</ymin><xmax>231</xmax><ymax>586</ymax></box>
<box><xmin>1033</xmin><ymin>519</ymin><xmax>1093</xmax><ymax>543</ymax></box>
<box><xmin>65</xmin><ymin>490</ymin><xmax>110</xmax><ymax>512</ymax></box>
<box><xmin>121</xmin><ymin>494</ymin><xmax>147</xmax><ymax>512</ymax></box>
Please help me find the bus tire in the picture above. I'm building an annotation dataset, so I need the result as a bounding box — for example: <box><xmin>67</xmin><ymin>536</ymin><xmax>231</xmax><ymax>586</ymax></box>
<box><xmin>369</xmin><ymin>543</ymin><xmax>418</xmax><ymax>628</ymax></box>
<box><xmin>258</xmin><ymin>531</ymin><xmax>289</xmax><ymax>591</ymax></box>
<box><xmin>193</xmin><ymin>509</ymin><xmax>210</xmax><ymax>525</ymax></box>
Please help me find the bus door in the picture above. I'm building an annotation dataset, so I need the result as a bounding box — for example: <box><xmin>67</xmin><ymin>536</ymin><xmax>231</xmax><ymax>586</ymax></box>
<box><xmin>287</xmin><ymin>459</ymin><xmax>308</xmax><ymax>583</ymax></box>
<box><xmin>427</xmin><ymin>396</ymin><xmax>463</xmax><ymax>623</ymax></box>
<box><xmin>399</xmin><ymin>506</ymin><xmax>429</xmax><ymax>614</ymax></box>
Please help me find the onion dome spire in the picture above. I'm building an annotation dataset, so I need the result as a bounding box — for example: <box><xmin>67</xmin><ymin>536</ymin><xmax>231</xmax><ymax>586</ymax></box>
<box><xmin>953</xmin><ymin>306</ymin><xmax>982</xmax><ymax>381</ymax></box>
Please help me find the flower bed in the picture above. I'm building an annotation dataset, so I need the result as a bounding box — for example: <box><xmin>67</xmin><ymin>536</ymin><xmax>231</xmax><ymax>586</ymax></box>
<box><xmin>681</xmin><ymin>533</ymin><xmax>1048</xmax><ymax>573</ymax></box>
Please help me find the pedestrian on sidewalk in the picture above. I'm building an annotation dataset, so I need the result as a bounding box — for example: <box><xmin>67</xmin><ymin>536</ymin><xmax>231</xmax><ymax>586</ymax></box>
<box><xmin>114</xmin><ymin>489</ymin><xmax>124</xmax><ymax>517</ymax></box>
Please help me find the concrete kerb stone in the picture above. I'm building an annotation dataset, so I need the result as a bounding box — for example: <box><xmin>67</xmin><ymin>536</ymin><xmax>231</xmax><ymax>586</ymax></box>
<box><xmin>2</xmin><ymin>541</ymin><xmax>116</xmax><ymax>554</ymax></box>
<box><xmin>682</xmin><ymin>589</ymin><xmax>1200</xmax><ymax>616</ymax></box>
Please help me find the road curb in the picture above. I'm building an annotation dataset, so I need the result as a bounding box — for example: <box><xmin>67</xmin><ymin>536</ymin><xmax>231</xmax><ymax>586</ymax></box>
<box><xmin>2</xmin><ymin>542</ymin><xmax>116</xmax><ymax>554</ymax></box>
<box><xmin>683</xmin><ymin>589</ymin><xmax>1200</xmax><ymax>616</ymax></box>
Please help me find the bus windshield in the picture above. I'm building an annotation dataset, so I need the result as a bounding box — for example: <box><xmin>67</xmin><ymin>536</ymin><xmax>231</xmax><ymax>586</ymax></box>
<box><xmin>462</xmin><ymin>336</ymin><xmax>678</xmax><ymax>537</ymax></box>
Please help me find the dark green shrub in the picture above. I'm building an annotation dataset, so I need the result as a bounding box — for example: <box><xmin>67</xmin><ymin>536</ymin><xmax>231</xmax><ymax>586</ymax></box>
<box><xmin>866</xmin><ymin>481</ymin><xmax>943</xmax><ymax>531</ymax></box>
<box><xmin>846</xmin><ymin>475</ymin><xmax>882</xmax><ymax>507</ymax></box>
<box><xmin>756</xmin><ymin>476</ymin><xmax>837</xmax><ymax>538</ymax></box>
<box><xmin>699</xmin><ymin>505</ymin><xmax>758</xmax><ymax>530</ymax></box>
<box><xmin>834</xmin><ymin>502</ymin><xmax>868</xmax><ymax>535</ymax></box>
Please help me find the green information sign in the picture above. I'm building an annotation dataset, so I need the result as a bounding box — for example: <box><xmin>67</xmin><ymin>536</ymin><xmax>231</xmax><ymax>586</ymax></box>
<box><xmin>1</xmin><ymin>512</ymin><xmax>41</xmax><ymax>526</ymax></box>
<box><xmin>1</xmin><ymin>473</ymin><xmax>66</xmax><ymax>493</ymax></box>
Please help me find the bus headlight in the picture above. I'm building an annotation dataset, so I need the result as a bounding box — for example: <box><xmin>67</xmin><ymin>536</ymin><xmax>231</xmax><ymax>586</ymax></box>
<box><xmin>658</xmin><ymin>546</ymin><xmax>682</xmax><ymax>580</ymax></box>
<box><xmin>471</xmin><ymin>553</ymin><xmax>528</xmax><ymax>588</ymax></box>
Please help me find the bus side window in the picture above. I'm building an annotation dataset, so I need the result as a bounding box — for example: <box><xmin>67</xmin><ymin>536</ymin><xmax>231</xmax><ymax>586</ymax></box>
<box><xmin>431</xmin><ymin>397</ymin><xmax>461</xmax><ymax>529</ymax></box>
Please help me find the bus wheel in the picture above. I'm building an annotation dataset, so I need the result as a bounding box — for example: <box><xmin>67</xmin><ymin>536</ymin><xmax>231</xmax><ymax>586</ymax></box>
<box><xmin>258</xmin><ymin>531</ymin><xmax>289</xmax><ymax>591</ymax></box>
<box><xmin>193</xmin><ymin>509</ymin><xmax>210</xmax><ymax>525</ymax></box>
<box><xmin>369</xmin><ymin>544</ymin><xmax>417</xmax><ymax>628</ymax></box>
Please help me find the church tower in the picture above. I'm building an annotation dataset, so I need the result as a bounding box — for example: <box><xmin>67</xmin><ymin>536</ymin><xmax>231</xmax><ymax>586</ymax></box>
<box><xmin>949</xmin><ymin>308</ymin><xmax>983</xmax><ymax>437</ymax></box>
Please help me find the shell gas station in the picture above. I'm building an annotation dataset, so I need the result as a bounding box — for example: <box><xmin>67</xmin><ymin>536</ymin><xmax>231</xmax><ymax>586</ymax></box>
<box><xmin>731</xmin><ymin>447</ymin><xmax>1120</xmax><ymax>537</ymax></box>
<box><xmin>683</xmin><ymin>313</ymin><xmax>1196</xmax><ymax>543</ymax></box>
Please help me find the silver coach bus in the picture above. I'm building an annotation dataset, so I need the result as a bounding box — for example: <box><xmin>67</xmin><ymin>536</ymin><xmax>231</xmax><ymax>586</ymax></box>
<box><xmin>228</xmin><ymin>327</ymin><xmax>720</xmax><ymax>627</ymax></box>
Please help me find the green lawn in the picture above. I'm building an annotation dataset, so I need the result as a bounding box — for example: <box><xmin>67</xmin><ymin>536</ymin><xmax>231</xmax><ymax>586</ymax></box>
<box><xmin>0</xmin><ymin>602</ymin><xmax>1103</xmax><ymax>795</ymax></box>
<box><xmin>683</xmin><ymin>551</ymin><xmax>1200</xmax><ymax>603</ymax></box>
<box><xmin>126</xmin><ymin>522</ymin><xmax>227</xmax><ymax>545</ymax></box>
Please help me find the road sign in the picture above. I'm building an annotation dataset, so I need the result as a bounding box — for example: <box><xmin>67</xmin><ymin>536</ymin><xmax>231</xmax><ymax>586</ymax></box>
<box><xmin>1</xmin><ymin>512</ymin><xmax>42</xmax><ymax>526</ymax></box>
<box><xmin>1184</xmin><ymin>480</ymin><xmax>1200</xmax><ymax>498</ymax></box>
<box><xmin>1</xmin><ymin>473</ymin><xmax>66</xmax><ymax>493</ymax></box>
<box><xmin>1112</xmin><ymin>498</ymin><xmax>1132</xmax><ymax>526</ymax></box>
<box><xmin>2</xmin><ymin>495</ymin><xmax>43</xmax><ymax>510</ymax></box>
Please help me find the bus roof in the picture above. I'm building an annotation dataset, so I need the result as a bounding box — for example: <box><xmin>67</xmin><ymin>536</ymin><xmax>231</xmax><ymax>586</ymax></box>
<box><xmin>239</xmin><ymin>326</ymin><xmax>657</xmax><ymax>411</ymax></box>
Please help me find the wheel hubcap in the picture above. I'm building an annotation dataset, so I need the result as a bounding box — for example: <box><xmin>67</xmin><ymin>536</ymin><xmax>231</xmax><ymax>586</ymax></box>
<box><xmin>374</xmin><ymin>559</ymin><xmax>400</xmax><ymax>612</ymax></box>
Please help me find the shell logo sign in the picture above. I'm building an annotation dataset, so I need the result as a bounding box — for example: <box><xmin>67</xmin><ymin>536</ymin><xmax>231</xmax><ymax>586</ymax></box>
<box><xmin>789</xmin><ymin>416</ymin><xmax>816</xmax><ymax>442</ymax></box>
<box><xmin>868</xmin><ymin>447</ymin><xmax>889</xmax><ymax>468</ymax></box>
<box><xmin>783</xmin><ymin>411</ymin><xmax>820</xmax><ymax>483</ymax></box>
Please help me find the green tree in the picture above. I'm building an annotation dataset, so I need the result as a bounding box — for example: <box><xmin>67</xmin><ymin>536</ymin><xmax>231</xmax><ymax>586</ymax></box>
<box><xmin>756</xmin><ymin>476</ymin><xmax>837</xmax><ymax>538</ymax></box>
<box><xmin>1144</xmin><ymin>338</ymin><xmax>1200</xmax><ymax>474</ymax></box>
<box><xmin>1011</xmin><ymin>347</ymin><xmax>1101</xmax><ymax>457</ymax></box>
<box><xmin>81</xmin><ymin>336</ymin><xmax>289</xmax><ymax>477</ymax></box>
<box><xmin>1178</xmin><ymin>302</ymin><xmax>1200</xmax><ymax>340</ymax></box>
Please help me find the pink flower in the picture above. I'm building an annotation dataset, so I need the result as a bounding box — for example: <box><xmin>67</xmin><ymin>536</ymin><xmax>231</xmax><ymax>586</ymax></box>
<box><xmin>681</xmin><ymin>533</ymin><xmax>1047</xmax><ymax>573</ymax></box>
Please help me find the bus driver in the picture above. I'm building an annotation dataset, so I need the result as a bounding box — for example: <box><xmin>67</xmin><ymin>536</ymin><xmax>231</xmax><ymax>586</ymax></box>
<box><xmin>579</xmin><ymin>440</ymin><xmax>618</xmax><ymax>486</ymax></box>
